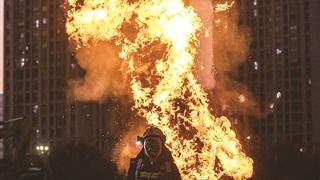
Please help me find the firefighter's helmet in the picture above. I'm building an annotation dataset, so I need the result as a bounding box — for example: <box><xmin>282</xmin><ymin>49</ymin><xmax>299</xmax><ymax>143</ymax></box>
<box><xmin>141</xmin><ymin>126</ymin><xmax>166</xmax><ymax>143</ymax></box>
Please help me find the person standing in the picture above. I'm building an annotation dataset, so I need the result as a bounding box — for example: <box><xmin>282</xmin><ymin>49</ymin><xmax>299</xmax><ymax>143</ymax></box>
<box><xmin>127</xmin><ymin>126</ymin><xmax>181</xmax><ymax>180</ymax></box>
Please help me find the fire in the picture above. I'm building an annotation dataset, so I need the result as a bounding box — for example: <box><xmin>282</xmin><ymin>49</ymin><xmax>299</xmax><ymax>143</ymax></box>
<box><xmin>66</xmin><ymin>0</ymin><xmax>253</xmax><ymax>179</ymax></box>
<box><xmin>214</xmin><ymin>1</ymin><xmax>235</xmax><ymax>12</ymax></box>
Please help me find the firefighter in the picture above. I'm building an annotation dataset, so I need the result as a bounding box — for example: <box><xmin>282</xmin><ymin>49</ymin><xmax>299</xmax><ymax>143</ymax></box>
<box><xmin>127</xmin><ymin>126</ymin><xmax>182</xmax><ymax>180</ymax></box>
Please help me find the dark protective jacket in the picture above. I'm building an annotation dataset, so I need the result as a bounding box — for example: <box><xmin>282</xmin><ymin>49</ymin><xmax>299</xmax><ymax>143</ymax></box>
<box><xmin>127</xmin><ymin>147</ymin><xmax>182</xmax><ymax>180</ymax></box>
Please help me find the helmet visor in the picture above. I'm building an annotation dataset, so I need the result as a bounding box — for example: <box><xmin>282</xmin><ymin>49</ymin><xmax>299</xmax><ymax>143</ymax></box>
<box><xmin>144</xmin><ymin>137</ymin><xmax>162</xmax><ymax>160</ymax></box>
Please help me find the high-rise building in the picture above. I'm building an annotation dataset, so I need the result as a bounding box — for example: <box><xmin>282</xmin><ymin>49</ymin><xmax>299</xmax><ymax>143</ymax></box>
<box><xmin>3</xmin><ymin>0</ymin><xmax>108</xmax><ymax>159</ymax></box>
<box><xmin>0</xmin><ymin>94</ymin><xmax>4</xmax><ymax>159</ymax></box>
<box><xmin>239</xmin><ymin>0</ymin><xmax>320</xmax><ymax>153</ymax></box>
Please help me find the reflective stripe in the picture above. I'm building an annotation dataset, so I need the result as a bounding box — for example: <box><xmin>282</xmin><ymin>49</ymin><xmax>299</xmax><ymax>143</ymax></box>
<box><xmin>139</xmin><ymin>171</ymin><xmax>166</xmax><ymax>179</ymax></box>
<box><xmin>135</xmin><ymin>159</ymin><xmax>143</xmax><ymax>178</ymax></box>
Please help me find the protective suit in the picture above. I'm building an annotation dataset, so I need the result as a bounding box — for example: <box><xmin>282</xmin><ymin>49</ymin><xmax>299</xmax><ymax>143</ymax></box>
<box><xmin>127</xmin><ymin>126</ymin><xmax>181</xmax><ymax>180</ymax></box>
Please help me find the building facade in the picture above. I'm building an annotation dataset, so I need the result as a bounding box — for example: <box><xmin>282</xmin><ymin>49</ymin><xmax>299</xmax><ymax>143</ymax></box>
<box><xmin>239</xmin><ymin>0</ymin><xmax>320</xmax><ymax>153</ymax></box>
<box><xmin>0</xmin><ymin>94</ymin><xmax>3</xmax><ymax>159</ymax></box>
<box><xmin>3</xmin><ymin>0</ymin><xmax>108</xmax><ymax>159</ymax></box>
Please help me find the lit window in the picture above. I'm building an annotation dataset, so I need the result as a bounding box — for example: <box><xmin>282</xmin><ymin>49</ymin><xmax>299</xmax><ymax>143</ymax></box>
<box><xmin>35</xmin><ymin>19</ymin><xmax>40</xmax><ymax>28</ymax></box>
<box><xmin>270</xmin><ymin>103</ymin><xmax>274</xmax><ymax>109</ymax></box>
<box><xmin>276</xmin><ymin>92</ymin><xmax>281</xmax><ymax>99</ymax></box>
<box><xmin>33</xmin><ymin>105</ymin><xmax>39</xmax><ymax>113</ymax></box>
<box><xmin>20</xmin><ymin>58</ymin><xmax>26</xmax><ymax>67</ymax></box>
<box><xmin>253</xmin><ymin>9</ymin><xmax>258</xmax><ymax>17</ymax></box>
<box><xmin>290</xmin><ymin>25</ymin><xmax>297</xmax><ymax>31</ymax></box>
<box><xmin>276</xmin><ymin>48</ymin><xmax>282</xmax><ymax>55</ymax></box>
<box><xmin>254</xmin><ymin>61</ymin><xmax>259</xmax><ymax>70</ymax></box>
<box><xmin>253</xmin><ymin>0</ymin><xmax>258</xmax><ymax>6</ymax></box>
<box><xmin>42</xmin><ymin>18</ymin><xmax>47</xmax><ymax>24</ymax></box>
<box><xmin>299</xmin><ymin>147</ymin><xmax>303</xmax><ymax>153</ymax></box>
<box><xmin>35</xmin><ymin>59</ymin><xmax>40</xmax><ymax>65</ymax></box>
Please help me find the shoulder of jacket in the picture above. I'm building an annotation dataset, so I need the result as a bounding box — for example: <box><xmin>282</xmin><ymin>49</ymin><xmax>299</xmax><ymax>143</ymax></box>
<box><xmin>130</xmin><ymin>158</ymin><xmax>137</xmax><ymax>164</ymax></box>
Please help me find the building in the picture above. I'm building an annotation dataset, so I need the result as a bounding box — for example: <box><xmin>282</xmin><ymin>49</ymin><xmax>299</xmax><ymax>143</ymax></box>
<box><xmin>239</xmin><ymin>0</ymin><xmax>320</xmax><ymax>153</ymax></box>
<box><xmin>3</xmin><ymin>0</ymin><xmax>109</xmax><ymax>160</ymax></box>
<box><xmin>0</xmin><ymin>94</ymin><xmax>3</xmax><ymax>159</ymax></box>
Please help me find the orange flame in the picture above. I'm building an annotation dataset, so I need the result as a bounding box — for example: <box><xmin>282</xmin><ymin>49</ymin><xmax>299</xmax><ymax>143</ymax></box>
<box><xmin>214</xmin><ymin>1</ymin><xmax>235</xmax><ymax>12</ymax></box>
<box><xmin>66</xmin><ymin>0</ymin><xmax>253</xmax><ymax>179</ymax></box>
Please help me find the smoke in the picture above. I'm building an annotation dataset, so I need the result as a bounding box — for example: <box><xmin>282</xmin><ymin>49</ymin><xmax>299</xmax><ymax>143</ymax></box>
<box><xmin>193</xmin><ymin>0</ymin><xmax>260</xmax><ymax>117</ymax></box>
<box><xmin>111</xmin><ymin>120</ymin><xmax>147</xmax><ymax>175</ymax></box>
<box><xmin>191</xmin><ymin>0</ymin><xmax>215</xmax><ymax>89</ymax></box>
<box><xmin>68</xmin><ymin>41</ymin><xmax>129</xmax><ymax>101</ymax></box>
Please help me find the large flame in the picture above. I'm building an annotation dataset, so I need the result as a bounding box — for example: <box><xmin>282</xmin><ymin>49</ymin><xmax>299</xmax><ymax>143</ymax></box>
<box><xmin>66</xmin><ymin>0</ymin><xmax>253</xmax><ymax>179</ymax></box>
